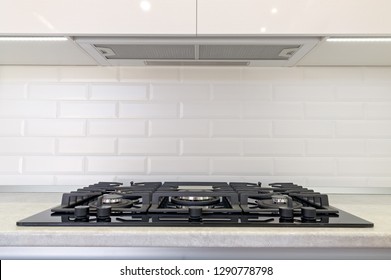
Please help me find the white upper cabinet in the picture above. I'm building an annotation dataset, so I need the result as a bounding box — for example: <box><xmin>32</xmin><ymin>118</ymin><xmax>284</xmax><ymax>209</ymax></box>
<box><xmin>0</xmin><ymin>0</ymin><xmax>196</xmax><ymax>35</ymax></box>
<box><xmin>197</xmin><ymin>0</ymin><xmax>391</xmax><ymax>35</ymax></box>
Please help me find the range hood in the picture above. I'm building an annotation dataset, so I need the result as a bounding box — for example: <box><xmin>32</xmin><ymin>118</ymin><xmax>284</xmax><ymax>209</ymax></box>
<box><xmin>75</xmin><ymin>36</ymin><xmax>320</xmax><ymax>66</ymax></box>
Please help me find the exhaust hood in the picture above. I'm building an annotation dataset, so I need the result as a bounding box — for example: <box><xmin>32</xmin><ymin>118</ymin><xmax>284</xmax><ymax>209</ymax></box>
<box><xmin>75</xmin><ymin>36</ymin><xmax>319</xmax><ymax>66</ymax></box>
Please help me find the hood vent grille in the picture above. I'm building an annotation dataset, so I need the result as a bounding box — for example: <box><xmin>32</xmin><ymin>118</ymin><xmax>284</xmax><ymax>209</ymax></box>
<box><xmin>75</xmin><ymin>37</ymin><xmax>319</xmax><ymax>67</ymax></box>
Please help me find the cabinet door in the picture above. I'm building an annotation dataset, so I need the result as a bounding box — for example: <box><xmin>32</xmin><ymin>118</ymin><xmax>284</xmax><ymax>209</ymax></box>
<box><xmin>0</xmin><ymin>0</ymin><xmax>196</xmax><ymax>35</ymax></box>
<box><xmin>198</xmin><ymin>0</ymin><xmax>391</xmax><ymax>35</ymax></box>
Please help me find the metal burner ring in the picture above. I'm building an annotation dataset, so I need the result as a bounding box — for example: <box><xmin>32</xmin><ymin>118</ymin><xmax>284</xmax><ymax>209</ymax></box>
<box><xmin>102</xmin><ymin>194</ymin><xmax>122</xmax><ymax>204</ymax></box>
<box><xmin>171</xmin><ymin>196</ymin><xmax>220</xmax><ymax>206</ymax></box>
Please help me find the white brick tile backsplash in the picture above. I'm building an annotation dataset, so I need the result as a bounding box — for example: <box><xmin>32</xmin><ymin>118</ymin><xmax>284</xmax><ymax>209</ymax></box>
<box><xmin>182</xmin><ymin>139</ymin><xmax>242</xmax><ymax>155</ymax></box>
<box><xmin>182</xmin><ymin>102</ymin><xmax>240</xmax><ymax>118</ymax></box>
<box><xmin>275</xmin><ymin>158</ymin><xmax>335</xmax><ymax>175</ymax></box>
<box><xmin>366</xmin><ymin>103</ymin><xmax>391</xmax><ymax>119</ymax></box>
<box><xmin>273</xmin><ymin>85</ymin><xmax>334</xmax><ymax>101</ymax></box>
<box><xmin>150</xmin><ymin>120</ymin><xmax>209</xmax><ymax>137</ymax></box>
<box><xmin>24</xmin><ymin>156</ymin><xmax>84</xmax><ymax>173</ymax></box>
<box><xmin>244</xmin><ymin>140</ymin><xmax>304</xmax><ymax>156</ymax></box>
<box><xmin>118</xmin><ymin>139</ymin><xmax>178</xmax><ymax>155</ymax></box>
<box><xmin>0</xmin><ymin>120</ymin><xmax>23</xmax><ymax>136</ymax></box>
<box><xmin>212</xmin><ymin>84</ymin><xmax>271</xmax><ymax>101</ymax></box>
<box><xmin>367</xmin><ymin>140</ymin><xmax>391</xmax><ymax>156</ymax></box>
<box><xmin>29</xmin><ymin>84</ymin><xmax>87</xmax><ymax>100</ymax></box>
<box><xmin>59</xmin><ymin>101</ymin><xmax>117</xmax><ymax>118</ymax></box>
<box><xmin>151</xmin><ymin>84</ymin><xmax>210</xmax><ymax>101</ymax></box>
<box><xmin>90</xmin><ymin>84</ymin><xmax>148</xmax><ymax>100</ymax></box>
<box><xmin>338</xmin><ymin>158</ymin><xmax>391</xmax><ymax>176</ymax></box>
<box><xmin>0</xmin><ymin>83</ymin><xmax>26</xmax><ymax>99</ymax></box>
<box><xmin>307</xmin><ymin>140</ymin><xmax>366</xmax><ymax>156</ymax></box>
<box><xmin>119</xmin><ymin>103</ymin><xmax>178</xmax><ymax>118</ymax></box>
<box><xmin>212</xmin><ymin>120</ymin><xmax>271</xmax><ymax>137</ymax></box>
<box><xmin>0</xmin><ymin>66</ymin><xmax>391</xmax><ymax>191</ymax></box>
<box><xmin>243</xmin><ymin>102</ymin><xmax>303</xmax><ymax>119</ymax></box>
<box><xmin>0</xmin><ymin>100</ymin><xmax>56</xmax><ymax>118</ymax></box>
<box><xmin>0</xmin><ymin>138</ymin><xmax>54</xmax><ymax>154</ymax></box>
<box><xmin>88</xmin><ymin>120</ymin><xmax>146</xmax><ymax>136</ymax></box>
<box><xmin>274</xmin><ymin>121</ymin><xmax>334</xmax><ymax>137</ymax></box>
<box><xmin>336</xmin><ymin>85</ymin><xmax>391</xmax><ymax>101</ymax></box>
<box><xmin>336</xmin><ymin>121</ymin><xmax>391</xmax><ymax>138</ymax></box>
<box><xmin>87</xmin><ymin>156</ymin><xmax>146</xmax><ymax>174</ymax></box>
<box><xmin>58</xmin><ymin>138</ymin><xmax>116</xmax><ymax>155</ymax></box>
<box><xmin>149</xmin><ymin>157</ymin><xmax>209</xmax><ymax>174</ymax></box>
<box><xmin>26</xmin><ymin>119</ymin><xmax>85</xmax><ymax>136</ymax></box>
<box><xmin>0</xmin><ymin>156</ymin><xmax>21</xmax><ymax>173</ymax></box>
<box><xmin>305</xmin><ymin>103</ymin><xmax>364</xmax><ymax>119</ymax></box>
<box><xmin>211</xmin><ymin>158</ymin><xmax>273</xmax><ymax>175</ymax></box>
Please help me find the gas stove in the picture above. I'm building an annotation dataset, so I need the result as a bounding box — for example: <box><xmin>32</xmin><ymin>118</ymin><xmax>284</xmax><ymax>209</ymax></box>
<box><xmin>17</xmin><ymin>181</ymin><xmax>374</xmax><ymax>227</ymax></box>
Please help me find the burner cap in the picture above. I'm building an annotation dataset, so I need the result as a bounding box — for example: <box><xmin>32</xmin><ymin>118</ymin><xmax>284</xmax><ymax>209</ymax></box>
<box><xmin>171</xmin><ymin>196</ymin><xmax>220</xmax><ymax>206</ymax></box>
<box><xmin>257</xmin><ymin>198</ymin><xmax>303</xmax><ymax>209</ymax></box>
<box><xmin>102</xmin><ymin>194</ymin><xmax>122</xmax><ymax>204</ymax></box>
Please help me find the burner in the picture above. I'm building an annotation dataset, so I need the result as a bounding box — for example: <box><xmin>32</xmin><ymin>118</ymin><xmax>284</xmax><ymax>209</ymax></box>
<box><xmin>171</xmin><ymin>196</ymin><xmax>220</xmax><ymax>206</ymax></box>
<box><xmin>89</xmin><ymin>194</ymin><xmax>136</xmax><ymax>209</ymax></box>
<box><xmin>257</xmin><ymin>196</ymin><xmax>303</xmax><ymax>209</ymax></box>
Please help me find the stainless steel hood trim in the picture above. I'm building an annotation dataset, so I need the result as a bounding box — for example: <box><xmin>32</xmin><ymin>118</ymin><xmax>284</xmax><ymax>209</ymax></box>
<box><xmin>75</xmin><ymin>36</ymin><xmax>320</xmax><ymax>67</ymax></box>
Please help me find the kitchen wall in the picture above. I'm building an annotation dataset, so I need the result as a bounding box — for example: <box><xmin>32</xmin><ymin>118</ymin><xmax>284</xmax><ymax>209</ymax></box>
<box><xmin>0</xmin><ymin>66</ymin><xmax>391</xmax><ymax>193</ymax></box>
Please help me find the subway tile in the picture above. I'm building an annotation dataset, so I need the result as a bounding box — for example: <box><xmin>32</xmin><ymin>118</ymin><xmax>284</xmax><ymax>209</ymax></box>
<box><xmin>24</xmin><ymin>156</ymin><xmax>84</xmax><ymax>173</ymax></box>
<box><xmin>182</xmin><ymin>102</ymin><xmax>240</xmax><ymax>118</ymax></box>
<box><xmin>307</xmin><ymin>140</ymin><xmax>366</xmax><ymax>156</ymax></box>
<box><xmin>336</xmin><ymin>121</ymin><xmax>391</xmax><ymax>138</ymax></box>
<box><xmin>211</xmin><ymin>158</ymin><xmax>273</xmax><ymax>175</ymax></box>
<box><xmin>243</xmin><ymin>102</ymin><xmax>303</xmax><ymax>119</ymax></box>
<box><xmin>182</xmin><ymin>139</ymin><xmax>242</xmax><ymax>155</ymax></box>
<box><xmin>90</xmin><ymin>84</ymin><xmax>148</xmax><ymax>100</ymax></box>
<box><xmin>244</xmin><ymin>140</ymin><xmax>304</xmax><ymax>156</ymax></box>
<box><xmin>119</xmin><ymin>102</ymin><xmax>178</xmax><ymax>118</ymax></box>
<box><xmin>363</xmin><ymin>68</ymin><xmax>391</xmax><ymax>81</ymax></box>
<box><xmin>307</xmin><ymin>177</ymin><xmax>368</xmax><ymax>188</ymax></box>
<box><xmin>367</xmin><ymin>140</ymin><xmax>391</xmax><ymax>156</ymax></box>
<box><xmin>181</xmin><ymin>67</ymin><xmax>241</xmax><ymax>81</ymax></box>
<box><xmin>58</xmin><ymin>138</ymin><xmax>116</xmax><ymax>155</ymax></box>
<box><xmin>0</xmin><ymin>83</ymin><xmax>26</xmax><ymax>99</ymax></box>
<box><xmin>273</xmin><ymin>85</ymin><xmax>334</xmax><ymax>101</ymax></box>
<box><xmin>305</xmin><ymin>102</ymin><xmax>364</xmax><ymax>119</ymax></box>
<box><xmin>275</xmin><ymin>158</ymin><xmax>335</xmax><ymax>175</ymax></box>
<box><xmin>0</xmin><ymin>66</ymin><xmax>59</xmax><ymax>81</ymax></box>
<box><xmin>0</xmin><ymin>156</ymin><xmax>21</xmax><ymax>173</ymax></box>
<box><xmin>120</xmin><ymin>67</ymin><xmax>180</xmax><ymax>81</ymax></box>
<box><xmin>118</xmin><ymin>139</ymin><xmax>178</xmax><ymax>155</ymax></box>
<box><xmin>336</xmin><ymin>85</ymin><xmax>391</xmax><ymax>101</ymax></box>
<box><xmin>151</xmin><ymin>84</ymin><xmax>210</xmax><ymax>101</ymax></box>
<box><xmin>29</xmin><ymin>84</ymin><xmax>87</xmax><ymax>100</ymax></box>
<box><xmin>59</xmin><ymin>101</ymin><xmax>116</xmax><ymax>118</ymax></box>
<box><xmin>338</xmin><ymin>158</ymin><xmax>391</xmax><ymax>176</ymax></box>
<box><xmin>88</xmin><ymin>120</ymin><xmax>146</xmax><ymax>136</ymax></box>
<box><xmin>0</xmin><ymin>120</ymin><xmax>23</xmax><ymax>136</ymax></box>
<box><xmin>150</xmin><ymin>120</ymin><xmax>209</xmax><ymax>137</ymax></box>
<box><xmin>366</xmin><ymin>103</ymin><xmax>391</xmax><ymax>119</ymax></box>
<box><xmin>367</xmin><ymin>177</ymin><xmax>391</xmax><ymax>188</ymax></box>
<box><xmin>149</xmin><ymin>157</ymin><xmax>209</xmax><ymax>174</ymax></box>
<box><xmin>59</xmin><ymin>66</ymin><xmax>118</xmax><ymax>82</ymax></box>
<box><xmin>26</xmin><ymin>119</ymin><xmax>85</xmax><ymax>136</ymax></box>
<box><xmin>303</xmin><ymin>67</ymin><xmax>363</xmax><ymax>81</ymax></box>
<box><xmin>87</xmin><ymin>156</ymin><xmax>146</xmax><ymax>174</ymax></box>
<box><xmin>0</xmin><ymin>175</ymin><xmax>55</xmax><ymax>185</ymax></box>
<box><xmin>0</xmin><ymin>100</ymin><xmax>56</xmax><ymax>118</ymax></box>
<box><xmin>274</xmin><ymin>121</ymin><xmax>334</xmax><ymax>137</ymax></box>
<box><xmin>242</xmin><ymin>67</ymin><xmax>303</xmax><ymax>81</ymax></box>
<box><xmin>212</xmin><ymin>84</ymin><xmax>271</xmax><ymax>101</ymax></box>
<box><xmin>212</xmin><ymin>120</ymin><xmax>271</xmax><ymax>137</ymax></box>
<box><xmin>0</xmin><ymin>138</ymin><xmax>54</xmax><ymax>155</ymax></box>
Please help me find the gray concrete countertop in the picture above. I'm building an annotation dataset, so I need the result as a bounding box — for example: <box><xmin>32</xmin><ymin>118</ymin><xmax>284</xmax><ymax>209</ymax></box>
<box><xmin>0</xmin><ymin>193</ymin><xmax>390</xmax><ymax>250</ymax></box>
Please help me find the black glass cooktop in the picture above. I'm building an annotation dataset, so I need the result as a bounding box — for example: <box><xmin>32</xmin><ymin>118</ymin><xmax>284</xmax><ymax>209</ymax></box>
<box><xmin>17</xmin><ymin>181</ymin><xmax>374</xmax><ymax>228</ymax></box>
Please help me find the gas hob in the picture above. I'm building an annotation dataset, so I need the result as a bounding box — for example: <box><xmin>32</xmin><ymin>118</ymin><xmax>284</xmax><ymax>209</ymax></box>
<box><xmin>17</xmin><ymin>181</ymin><xmax>374</xmax><ymax>228</ymax></box>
